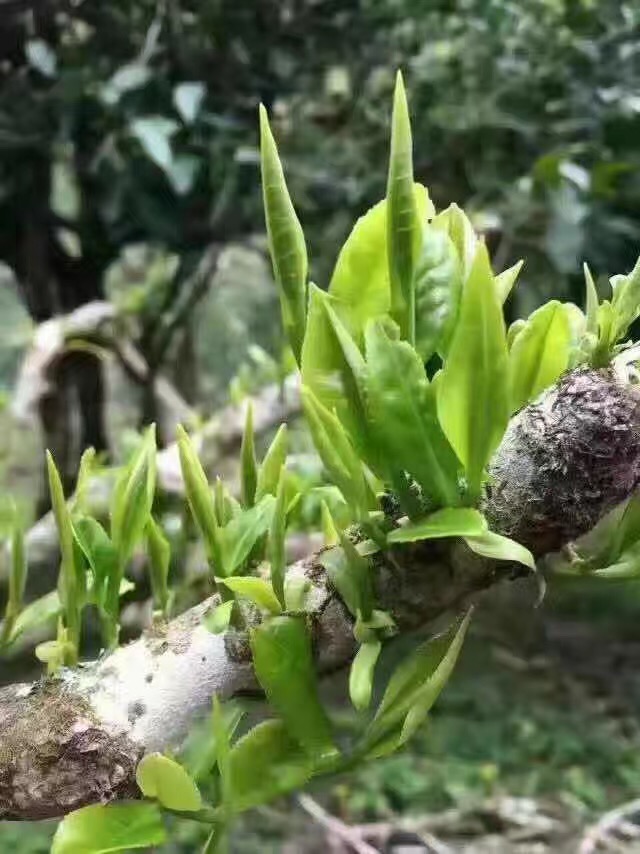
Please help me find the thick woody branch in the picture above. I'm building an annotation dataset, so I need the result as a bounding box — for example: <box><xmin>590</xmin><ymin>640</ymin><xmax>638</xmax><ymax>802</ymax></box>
<box><xmin>1</xmin><ymin>369</ymin><xmax>639</xmax><ymax>820</ymax></box>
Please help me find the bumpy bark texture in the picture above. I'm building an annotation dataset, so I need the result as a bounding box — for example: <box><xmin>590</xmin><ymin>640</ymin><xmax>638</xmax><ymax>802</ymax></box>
<box><xmin>1</xmin><ymin>368</ymin><xmax>639</xmax><ymax>820</ymax></box>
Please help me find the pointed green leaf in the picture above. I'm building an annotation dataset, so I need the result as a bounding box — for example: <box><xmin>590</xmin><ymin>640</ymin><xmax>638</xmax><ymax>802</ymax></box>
<box><xmin>365</xmin><ymin>320</ymin><xmax>460</xmax><ymax>507</ymax></box>
<box><xmin>47</xmin><ymin>450</ymin><xmax>81</xmax><ymax>651</ymax></box>
<box><xmin>240</xmin><ymin>403</ymin><xmax>258</xmax><ymax>508</ymax></box>
<box><xmin>301</xmin><ymin>386</ymin><xmax>370</xmax><ymax>515</ymax></box>
<box><xmin>387</xmin><ymin>71</ymin><xmax>419</xmax><ymax>339</ymax></box>
<box><xmin>320</xmin><ymin>533</ymin><xmax>373</xmax><ymax>623</ymax></box>
<box><xmin>494</xmin><ymin>260</ymin><xmax>524</xmax><ymax>305</ymax></box>
<box><xmin>301</xmin><ymin>285</ymin><xmax>373</xmax><ymax>464</ymax></box>
<box><xmin>205</xmin><ymin>600</ymin><xmax>234</xmax><ymax>634</ymax></box>
<box><xmin>349</xmin><ymin>640</ymin><xmax>382</xmax><ymax>711</ymax></box>
<box><xmin>256</xmin><ymin>424</ymin><xmax>288</xmax><ymax>501</ymax></box>
<box><xmin>584</xmin><ymin>263</ymin><xmax>599</xmax><ymax>338</ymax></box>
<box><xmin>136</xmin><ymin>753</ymin><xmax>202</xmax><ymax>812</ymax></box>
<box><xmin>220</xmin><ymin>576</ymin><xmax>282</xmax><ymax>614</ymax></box>
<box><xmin>329</xmin><ymin>187</ymin><xmax>432</xmax><ymax>338</ymax></box>
<box><xmin>260</xmin><ymin>104</ymin><xmax>308</xmax><ymax>362</ymax></box>
<box><xmin>363</xmin><ymin>611</ymin><xmax>471</xmax><ymax>757</ymax></box>
<box><xmin>439</xmin><ymin>204</ymin><xmax>477</xmax><ymax>281</ymax></box>
<box><xmin>146</xmin><ymin>516</ymin><xmax>170</xmax><ymax>615</ymax></box>
<box><xmin>509</xmin><ymin>300</ymin><xmax>571</xmax><ymax>413</ymax></box>
<box><xmin>321</xmin><ymin>500</ymin><xmax>339</xmax><ymax>547</ymax></box>
<box><xmin>388</xmin><ymin>508</ymin><xmax>487</xmax><ymax>544</ymax></box>
<box><xmin>51</xmin><ymin>802</ymin><xmax>166</xmax><ymax>854</ymax></box>
<box><xmin>611</xmin><ymin>255</ymin><xmax>640</xmax><ymax>341</ymax></box>
<box><xmin>111</xmin><ymin>426</ymin><xmax>157</xmax><ymax>566</ymax></box>
<box><xmin>177</xmin><ymin>425</ymin><xmax>224</xmax><ymax>573</ymax></box>
<box><xmin>73</xmin><ymin>516</ymin><xmax>118</xmax><ymax>608</ymax></box>
<box><xmin>222</xmin><ymin>495</ymin><xmax>275</xmax><ymax>575</ymax></box>
<box><xmin>251</xmin><ymin>615</ymin><xmax>336</xmax><ymax>759</ymax></box>
<box><xmin>228</xmin><ymin>719</ymin><xmax>313</xmax><ymax>812</ymax></box>
<box><xmin>269</xmin><ymin>469</ymin><xmax>288</xmax><ymax>607</ymax></box>
<box><xmin>437</xmin><ymin>243</ymin><xmax>509</xmax><ymax>499</ymax></box>
<box><xmin>464</xmin><ymin>531</ymin><xmax>535</xmax><ymax>571</ymax></box>
<box><xmin>74</xmin><ymin>446</ymin><xmax>96</xmax><ymax>513</ymax></box>
<box><xmin>414</xmin><ymin>222</ymin><xmax>463</xmax><ymax>361</ymax></box>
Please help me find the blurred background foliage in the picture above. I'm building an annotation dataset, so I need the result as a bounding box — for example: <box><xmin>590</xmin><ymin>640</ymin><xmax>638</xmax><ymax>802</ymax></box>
<box><xmin>0</xmin><ymin>0</ymin><xmax>640</xmax><ymax>850</ymax></box>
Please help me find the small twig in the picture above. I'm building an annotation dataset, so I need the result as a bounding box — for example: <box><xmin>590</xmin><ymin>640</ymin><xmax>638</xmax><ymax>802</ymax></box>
<box><xmin>580</xmin><ymin>797</ymin><xmax>640</xmax><ymax>853</ymax></box>
<box><xmin>297</xmin><ymin>794</ymin><xmax>380</xmax><ymax>854</ymax></box>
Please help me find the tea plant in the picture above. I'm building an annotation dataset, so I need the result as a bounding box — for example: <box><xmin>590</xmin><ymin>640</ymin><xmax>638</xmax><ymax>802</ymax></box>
<box><xmin>2</xmin><ymin>73</ymin><xmax>640</xmax><ymax>853</ymax></box>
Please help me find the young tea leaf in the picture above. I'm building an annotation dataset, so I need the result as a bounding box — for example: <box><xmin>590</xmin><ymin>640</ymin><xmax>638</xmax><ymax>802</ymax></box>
<box><xmin>255</xmin><ymin>424</ymin><xmax>288</xmax><ymax>501</ymax></box>
<box><xmin>329</xmin><ymin>186</ymin><xmax>432</xmax><ymax>339</ymax></box>
<box><xmin>260</xmin><ymin>105</ymin><xmax>308</xmax><ymax>362</ymax></box>
<box><xmin>464</xmin><ymin>531</ymin><xmax>535</xmax><ymax>571</ymax></box>
<box><xmin>414</xmin><ymin>222</ymin><xmax>463</xmax><ymax>361</ymax></box>
<box><xmin>228</xmin><ymin>719</ymin><xmax>314</xmax><ymax>812</ymax></box>
<box><xmin>362</xmin><ymin>611</ymin><xmax>471</xmax><ymax>757</ymax></box>
<box><xmin>73</xmin><ymin>516</ymin><xmax>118</xmax><ymax>610</ymax></box>
<box><xmin>509</xmin><ymin>300</ymin><xmax>571</xmax><ymax>413</ymax></box>
<box><xmin>349</xmin><ymin>640</ymin><xmax>382</xmax><ymax>712</ymax></box>
<box><xmin>388</xmin><ymin>507</ymin><xmax>487</xmax><ymax>544</ymax></box>
<box><xmin>205</xmin><ymin>599</ymin><xmax>234</xmax><ymax>634</ymax></box>
<box><xmin>222</xmin><ymin>495</ymin><xmax>275</xmax><ymax>575</ymax></box>
<box><xmin>146</xmin><ymin>516</ymin><xmax>171</xmax><ymax>615</ymax></box>
<box><xmin>136</xmin><ymin>753</ymin><xmax>202</xmax><ymax>813</ymax></box>
<box><xmin>177</xmin><ymin>426</ymin><xmax>224</xmax><ymax>573</ymax></box>
<box><xmin>240</xmin><ymin>403</ymin><xmax>258</xmax><ymax>508</ymax></box>
<box><xmin>269</xmin><ymin>468</ymin><xmax>288</xmax><ymax>607</ymax></box>
<box><xmin>437</xmin><ymin>243</ymin><xmax>509</xmax><ymax>499</ymax></box>
<box><xmin>494</xmin><ymin>259</ymin><xmax>524</xmax><ymax>305</ymax></box>
<box><xmin>51</xmin><ymin>802</ymin><xmax>166</xmax><ymax>854</ymax></box>
<box><xmin>365</xmin><ymin>320</ymin><xmax>460</xmax><ymax>507</ymax></box>
<box><xmin>111</xmin><ymin>426</ymin><xmax>157</xmax><ymax>567</ymax></box>
<box><xmin>251</xmin><ymin>615</ymin><xmax>336</xmax><ymax>759</ymax></box>
<box><xmin>387</xmin><ymin>70</ymin><xmax>420</xmax><ymax>340</ymax></box>
<box><xmin>220</xmin><ymin>576</ymin><xmax>282</xmax><ymax>615</ymax></box>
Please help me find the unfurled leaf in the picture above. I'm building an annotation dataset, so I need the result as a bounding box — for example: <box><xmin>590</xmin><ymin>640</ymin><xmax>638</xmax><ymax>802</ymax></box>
<box><xmin>251</xmin><ymin>616</ymin><xmax>336</xmax><ymax>759</ymax></box>
<box><xmin>414</xmin><ymin>223</ymin><xmax>462</xmax><ymax>360</ymax></box>
<box><xmin>464</xmin><ymin>531</ymin><xmax>535</xmax><ymax>571</ymax></box>
<box><xmin>146</xmin><ymin>516</ymin><xmax>171</xmax><ymax>615</ymax></box>
<box><xmin>51</xmin><ymin>802</ymin><xmax>166</xmax><ymax>854</ymax></box>
<box><xmin>362</xmin><ymin>612</ymin><xmax>471</xmax><ymax>757</ymax></box>
<box><xmin>269</xmin><ymin>469</ymin><xmax>288</xmax><ymax>607</ymax></box>
<box><xmin>494</xmin><ymin>260</ymin><xmax>524</xmax><ymax>305</ymax></box>
<box><xmin>136</xmin><ymin>753</ymin><xmax>202</xmax><ymax>812</ymax></box>
<box><xmin>437</xmin><ymin>204</ymin><xmax>477</xmax><ymax>281</ymax></box>
<box><xmin>437</xmin><ymin>243</ymin><xmax>509</xmax><ymax>499</ymax></box>
<box><xmin>365</xmin><ymin>320</ymin><xmax>460</xmax><ymax>507</ymax></box>
<box><xmin>205</xmin><ymin>599</ymin><xmax>234</xmax><ymax>634</ymax></box>
<box><xmin>284</xmin><ymin>576</ymin><xmax>312</xmax><ymax>612</ymax></box>
<box><xmin>177</xmin><ymin>426</ymin><xmax>223</xmax><ymax>572</ymax></box>
<box><xmin>212</xmin><ymin>696</ymin><xmax>232</xmax><ymax>810</ymax></box>
<box><xmin>301</xmin><ymin>386</ymin><xmax>371</xmax><ymax>515</ymax></box>
<box><xmin>74</xmin><ymin>446</ymin><xmax>96</xmax><ymax>513</ymax></box>
<box><xmin>220</xmin><ymin>576</ymin><xmax>282</xmax><ymax>614</ymax></box>
<box><xmin>301</xmin><ymin>286</ymin><xmax>371</xmax><ymax>462</ymax></box>
<box><xmin>611</xmin><ymin>255</ymin><xmax>640</xmax><ymax>341</ymax></box>
<box><xmin>240</xmin><ymin>403</ymin><xmax>258</xmax><ymax>508</ymax></box>
<box><xmin>4</xmin><ymin>590</ymin><xmax>60</xmax><ymax>646</ymax></box>
<box><xmin>321</xmin><ymin>500</ymin><xmax>339</xmax><ymax>547</ymax></box>
<box><xmin>320</xmin><ymin>533</ymin><xmax>373</xmax><ymax>623</ymax></box>
<box><xmin>256</xmin><ymin>424</ymin><xmax>288</xmax><ymax>501</ymax></box>
<box><xmin>349</xmin><ymin>640</ymin><xmax>382</xmax><ymax>712</ymax></box>
<box><xmin>222</xmin><ymin>495</ymin><xmax>275</xmax><ymax>575</ymax></box>
<box><xmin>584</xmin><ymin>263</ymin><xmax>599</xmax><ymax>338</ymax></box>
<box><xmin>388</xmin><ymin>508</ymin><xmax>487</xmax><ymax>544</ymax></box>
<box><xmin>329</xmin><ymin>186</ymin><xmax>432</xmax><ymax>339</ymax></box>
<box><xmin>228</xmin><ymin>719</ymin><xmax>313</xmax><ymax>812</ymax></box>
<box><xmin>509</xmin><ymin>300</ymin><xmax>571</xmax><ymax>413</ymax></box>
<box><xmin>73</xmin><ymin>516</ymin><xmax>117</xmax><ymax>609</ymax></box>
<box><xmin>387</xmin><ymin>71</ymin><xmax>420</xmax><ymax>339</ymax></box>
<box><xmin>260</xmin><ymin>105</ymin><xmax>308</xmax><ymax>361</ymax></box>
<box><xmin>47</xmin><ymin>451</ymin><xmax>81</xmax><ymax>653</ymax></box>
<box><xmin>111</xmin><ymin>426</ymin><xmax>156</xmax><ymax>567</ymax></box>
